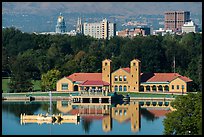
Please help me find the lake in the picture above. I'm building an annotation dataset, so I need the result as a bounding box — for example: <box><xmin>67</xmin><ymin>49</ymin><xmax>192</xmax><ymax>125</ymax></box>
<box><xmin>2</xmin><ymin>100</ymin><xmax>171</xmax><ymax>135</ymax></box>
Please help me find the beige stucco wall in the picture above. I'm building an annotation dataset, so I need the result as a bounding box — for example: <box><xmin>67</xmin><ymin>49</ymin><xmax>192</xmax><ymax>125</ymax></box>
<box><xmin>56</xmin><ymin>77</ymin><xmax>74</xmax><ymax>92</ymax></box>
<box><xmin>169</xmin><ymin>77</ymin><xmax>187</xmax><ymax>93</ymax></box>
<box><xmin>111</xmin><ymin>68</ymin><xmax>131</xmax><ymax>92</ymax></box>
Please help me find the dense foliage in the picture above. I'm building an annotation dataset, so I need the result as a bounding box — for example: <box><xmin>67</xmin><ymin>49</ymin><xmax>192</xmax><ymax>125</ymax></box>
<box><xmin>163</xmin><ymin>93</ymin><xmax>202</xmax><ymax>135</ymax></box>
<box><xmin>41</xmin><ymin>69</ymin><xmax>61</xmax><ymax>91</ymax></box>
<box><xmin>2</xmin><ymin>27</ymin><xmax>202</xmax><ymax>92</ymax></box>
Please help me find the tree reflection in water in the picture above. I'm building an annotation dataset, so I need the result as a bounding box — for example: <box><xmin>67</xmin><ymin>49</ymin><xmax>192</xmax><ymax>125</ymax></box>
<box><xmin>2</xmin><ymin>102</ymin><xmax>41</xmax><ymax>117</ymax></box>
<box><xmin>82</xmin><ymin>118</ymin><xmax>92</xmax><ymax>134</ymax></box>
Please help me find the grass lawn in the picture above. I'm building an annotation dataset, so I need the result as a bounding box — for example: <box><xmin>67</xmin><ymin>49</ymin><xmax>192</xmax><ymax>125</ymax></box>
<box><xmin>2</xmin><ymin>78</ymin><xmax>41</xmax><ymax>93</ymax></box>
<box><xmin>2</xmin><ymin>77</ymin><xmax>10</xmax><ymax>93</ymax></box>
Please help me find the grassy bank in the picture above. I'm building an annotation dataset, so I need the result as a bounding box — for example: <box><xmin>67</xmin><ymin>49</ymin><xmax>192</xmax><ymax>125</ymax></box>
<box><xmin>2</xmin><ymin>91</ymin><xmax>77</xmax><ymax>97</ymax></box>
<box><xmin>2</xmin><ymin>91</ymin><xmax>179</xmax><ymax>99</ymax></box>
<box><xmin>116</xmin><ymin>92</ymin><xmax>180</xmax><ymax>98</ymax></box>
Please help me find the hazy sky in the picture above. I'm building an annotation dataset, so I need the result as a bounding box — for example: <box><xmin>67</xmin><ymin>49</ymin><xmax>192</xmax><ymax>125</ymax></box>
<box><xmin>2</xmin><ymin>2</ymin><xmax>202</xmax><ymax>16</ymax></box>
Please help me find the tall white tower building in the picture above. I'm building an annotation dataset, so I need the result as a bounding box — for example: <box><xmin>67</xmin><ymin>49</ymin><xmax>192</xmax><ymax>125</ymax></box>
<box><xmin>83</xmin><ymin>18</ymin><xmax>116</xmax><ymax>39</ymax></box>
<box><xmin>56</xmin><ymin>13</ymin><xmax>66</xmax><ymax>33</ymax></box>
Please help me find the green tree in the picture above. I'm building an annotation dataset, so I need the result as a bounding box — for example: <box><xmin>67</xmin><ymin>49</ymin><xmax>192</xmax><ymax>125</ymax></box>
<box><xmin>163</xmin><ymin>93</ymin><xmax>202</xmax><ymax>135</ymax></box>
<box><xmin>41</xmin><ymin>69</ymin><xmax>61</xmax><ymax>91</ymax></box>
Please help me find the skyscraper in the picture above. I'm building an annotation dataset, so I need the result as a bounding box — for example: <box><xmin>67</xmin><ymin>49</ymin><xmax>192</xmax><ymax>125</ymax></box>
<box><xmin>164</xmin><ymin>11</ymin><xmax>190</xmax><ymax>32</ymax></box>
<box><xmin>56</xmin><ymin>13</ymin><xmax>66</xmax><ymax>33</ymax></box>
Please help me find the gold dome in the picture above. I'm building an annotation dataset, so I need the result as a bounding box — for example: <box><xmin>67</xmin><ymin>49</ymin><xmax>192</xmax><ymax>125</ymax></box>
<box><xmin>58</xmin><ymin>16</ymin><xmax>64</xmax><ymax>23</ymax></box>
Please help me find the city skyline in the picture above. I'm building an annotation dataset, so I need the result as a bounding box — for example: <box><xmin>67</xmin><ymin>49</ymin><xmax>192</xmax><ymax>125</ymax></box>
<box><xmin>2</xmin><ymin>2</ymin><xmax>202</xmax><ymax>33</ymax></box>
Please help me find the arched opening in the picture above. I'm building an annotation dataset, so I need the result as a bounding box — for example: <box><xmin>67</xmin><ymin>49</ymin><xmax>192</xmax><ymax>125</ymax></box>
<box><xmin>74</xmin><ymin>85</ymin><xmax>79</xmax><ymax>91</ymax></box>
<box><xmin>124</xmin><ymin>85</ymin><xmax>127</xmax><ymax>92</ymax></box>
<box><xmin>119</xmin><ymin>85</ymin><xmax>122</xmax><ymax>91</ymax></box>
<box><xmin>164</xmin><ymin>85</ymin><xmax>169</xmax><ymax>92</ymax></box>
<box><xmin>114</xmin><ymin>85</ymin><xmax>118</xmax><ymax>92</ymax></box>
<box><xmin>140</xmin><ymin>86</ymin><xmax>144</xmax><ymax>92</ymax></box>
<box><xmin>158</xmin><ymin>85</ymin><xmax>163</xmax><ymax>92</ymax></box>
<box><xmin>146</xmin><ymin>85</ymin><xmax>150</xmax><ymax>92</ymax></box>
<box><xmin>152</xmin><ymin>85</ymin><xmax>156</xmax><ymax>92</ymax></box>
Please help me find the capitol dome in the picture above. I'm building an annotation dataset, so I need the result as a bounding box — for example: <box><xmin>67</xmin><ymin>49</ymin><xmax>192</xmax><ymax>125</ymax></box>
<box><xmin>56</xmin><ymin>13</ymin><xmax>66</xmax><ymax>33</ymax></box>
<box><xmin>57</xmin><ymin>15</ymin><xmax>64</xmax><ymax>23</ymax></box>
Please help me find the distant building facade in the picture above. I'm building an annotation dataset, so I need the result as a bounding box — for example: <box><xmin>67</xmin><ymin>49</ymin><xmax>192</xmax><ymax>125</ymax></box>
<box><xmin>117</xmin><ymin>27</ymin><xmax>150</xmax><ymax>38</ymax></box>
<box><xmin>83</xmin><ymin>18</ymin><xmax>116</xmax><ymax>39</ymax></box>
<box><xmin>164</xmin><ymin>11</ymin><xmax>190</xmax><ymax>32</ymax></box>
<box><xmin>182</xmin><ymin>20</ymin><xmax>198</xmax><ymax>33</ymax></box>
<box><xmin>56</xmin><ymin>13</ymin><xmax>66</xmax><ymax>33</ymax></box>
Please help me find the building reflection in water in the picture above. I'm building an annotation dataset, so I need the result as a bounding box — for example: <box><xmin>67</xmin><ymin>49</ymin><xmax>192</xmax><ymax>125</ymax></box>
<box><xmin>20</xmin><ymin>100</ymin><xmax>172</xmax><ymax>133</ymax></box>
<box><xmin>56</xmin><ymin>101</ymin><xmax>141</xmax><ymax>133</ymax></box>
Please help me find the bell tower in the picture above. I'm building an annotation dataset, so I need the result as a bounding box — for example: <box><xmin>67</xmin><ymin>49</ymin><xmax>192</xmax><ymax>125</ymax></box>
<box><xmin>130</xmin><ymin>59</ymin><xmax>141</xmax><ymax>92</ymax></box>
<box><xmin>102</xmin><ymin>59</ymin><xmax>112</xmax><ymax>91</ymax></box>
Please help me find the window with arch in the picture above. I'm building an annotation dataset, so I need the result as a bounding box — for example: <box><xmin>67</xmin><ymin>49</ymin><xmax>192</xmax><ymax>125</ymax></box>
<box><xmin>119</xmin><ymin>85</ymin><xmax>122</xmax><ymax>91</ymax></box>
<box><xmin>124</xmin><ymin>85</ymin><xmax>127</xmax><ymax>92</ymax></box>
<box><xmin>123</xmin><ymin>76</ymin><xmax>127</xmax><ymax>81</ymax></box>
<box><xmin>114</xmin><ymin>85</ymin><xmax>118</xmax><ymax>92</ymax></box>
<box><xmin>119</xmin><ymin>76</ymin><xmax>123</xmax><ymax>81</ymax></box>
<box><xmin>114</xmin><ymin>76</ymin><xmax>118</xmax><ymax>81</ymax></box>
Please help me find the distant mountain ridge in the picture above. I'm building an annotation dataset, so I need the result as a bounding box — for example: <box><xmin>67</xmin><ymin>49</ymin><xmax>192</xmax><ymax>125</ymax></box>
<box><xmin>2</xmin><ymin>2</ymin><xmax>202</xmax><ymax>16</ymax></box>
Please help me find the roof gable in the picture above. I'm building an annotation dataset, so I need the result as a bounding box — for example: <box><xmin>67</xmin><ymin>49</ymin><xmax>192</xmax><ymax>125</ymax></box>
<box><xmin>57</xmin><ymin>76</ymin><xmax>73</xmax><ymax>83</ymax></box>
<box><xmin>112</xmin><ymin>67</ymin><xmax>130</xmax><ymax>75</ymax></box>
<box><xmin>67</xmin><ymin>73</ymin><xmax>102</xmax><ymax>82</ymax></box>
<box><xmin>170</xmin><ymin>75</ymin><xmax>193</xmax><ymax>83</ymax></box>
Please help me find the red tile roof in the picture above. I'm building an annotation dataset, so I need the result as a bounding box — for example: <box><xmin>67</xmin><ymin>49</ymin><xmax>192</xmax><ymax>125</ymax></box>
<box><xmin>141</xmin><ymin>73</ymin><xmax>192</xmax><ymax>83</ymax></box>
<box><xmin>178</xmin><ymin>75</ymin><xmax>193</xmax><ymax>82</ymax></box>
<box><xmin>80</xmin><ymin>80</ymin><xmax>110</xmax><ymax>86</ymax></box>
<box><xmin>147</xmin><ymin>109</ymin><xmax>172</xmax><ymax>117</ymax></box>
<box><xmin>67</xmin><ymin>73</ymin><xmax>102</xmax><ymax>82</ymax></box>
<box><xmin>122</xmin><ymin>67</ymin><xmax>130</xmax><ymax>73</ymax></box>
<box><xmin>67</xmin><ymin>71</ymin><xmax>192</xmax><ymax>83</ymax></box>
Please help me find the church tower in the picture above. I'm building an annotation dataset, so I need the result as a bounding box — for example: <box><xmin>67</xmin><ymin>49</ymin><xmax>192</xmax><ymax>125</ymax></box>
<box><xmin>102</xmin><ymin>59</ymin><xmax>112</xmax><ymax>91</ymax></box>
<box><xmin>130</xmin><ymin>59</ymin><xmax>141</xmax><ymax>92</ymax></box>
<box><xmin>76</xmin><ymin>17</ymin><xmax>83</xmax><ymax>34</ymax></box>
<box><xmin>102</xmin><ymin>115</ymin><xmax>112</xmax><ymax>132</ymax></box>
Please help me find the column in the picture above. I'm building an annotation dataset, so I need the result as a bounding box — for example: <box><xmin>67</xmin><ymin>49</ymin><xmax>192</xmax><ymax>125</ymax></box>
<box><xmin>144</xmin><ymin>86</ymin><xmax>146</xmax><ymax>92</ymax></box>
<box><xmin>90</xmin><ymin>98</ymin><xmax>92</xmax><ymax>103</ymax></box>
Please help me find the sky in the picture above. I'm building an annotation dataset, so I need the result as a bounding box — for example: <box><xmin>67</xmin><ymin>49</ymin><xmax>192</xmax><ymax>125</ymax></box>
<box><xmin>2</xmin><ymin>2</ymin><xmax>202</xmax><ymax>16</ymax></box>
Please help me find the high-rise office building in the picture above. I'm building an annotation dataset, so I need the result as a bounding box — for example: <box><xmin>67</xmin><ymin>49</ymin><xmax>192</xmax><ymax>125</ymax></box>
<box><xmin>56</xmin><ymin>13</ymin><xmax>66</xmax><ymax>33</ymax></box>
<box><xmin>83</xmin><ymin>18</ymin><xmax>116</xmax><ymax>39</ymax></box>
<box><xmin>164</xmin><ymin>11</ymin><xmax>190</xmax><ymax>32</ymax></box>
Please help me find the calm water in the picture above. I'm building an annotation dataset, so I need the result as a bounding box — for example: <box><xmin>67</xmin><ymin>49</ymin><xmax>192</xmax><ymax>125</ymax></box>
<box><xmin>2</xmin><ymin>101</ymin><xmax>170</xmax><ymax>135</ymax></box>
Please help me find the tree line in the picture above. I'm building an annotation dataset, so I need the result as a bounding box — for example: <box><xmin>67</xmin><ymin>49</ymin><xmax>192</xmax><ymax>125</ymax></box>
<box><xmin>2</xmin><ymin>27</ymin><xmax>202</xmax><ymax>92</ymax></box>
